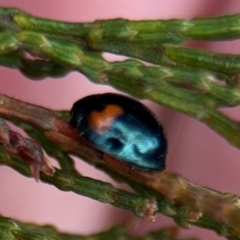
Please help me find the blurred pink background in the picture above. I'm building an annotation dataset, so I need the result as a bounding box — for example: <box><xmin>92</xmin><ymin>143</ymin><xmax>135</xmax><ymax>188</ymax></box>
<box><xmin>1</xmin><ymin>1</ymin><xmax>240</xmax><ymax>239</ymax></box>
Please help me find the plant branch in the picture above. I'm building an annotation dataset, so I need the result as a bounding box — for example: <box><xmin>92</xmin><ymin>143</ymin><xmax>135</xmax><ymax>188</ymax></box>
<box><xmin>88</xmin><ymin>40</ymin><xmax>240</xmax><ymax>78</ymax></box>
<box><xmin>0</xmin><ymin>94</ymin><xmax>240</xmax><ymax>239</ymax></box>
<box><xmin>2</xmin><ymin>7</ymin><xmax>240</xmax><ymax>43</ymax></box>
<box><xmin>1</xmin><ymin>7</ymin><xmax>240</xmax><ymax>239</ymax></box>
<box><xmin>0</xmin><ymin>144</ymin><xmax>159</xmax><ymax>222</ymax></box>
<box><xmin>2</xmin><ymin>7</ymin><xmax>240</xmax><ymax>79</ymax></box>
<box><xmin>0</xmin><ymin>29</ymin><xmax>240</xmax><ymax>150</ymax></box>
<box><xmin>0</xmin><ymin>215</ymin><xmax>196</xmax><ymax>240</ymax></box>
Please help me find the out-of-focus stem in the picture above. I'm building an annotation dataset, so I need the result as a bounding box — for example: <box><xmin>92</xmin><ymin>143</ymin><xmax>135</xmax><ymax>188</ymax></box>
<box><xmin>0</xmin><ymin>215</ymin><xmax>195</xmax><ymax>240</ymax></box>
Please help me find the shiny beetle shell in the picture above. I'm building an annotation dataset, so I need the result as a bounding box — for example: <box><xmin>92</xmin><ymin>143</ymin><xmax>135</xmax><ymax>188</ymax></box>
<box><xmin>70</xmin><ymin>93</ymin><xmax>167</xmax><ymax>171</ymax></box>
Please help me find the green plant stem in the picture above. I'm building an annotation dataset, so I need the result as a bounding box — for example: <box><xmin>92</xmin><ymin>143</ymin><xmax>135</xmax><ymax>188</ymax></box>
<box><xmin>0</xmin><ymin>215</ymin><xmax>196</xmax><ymax>240</ymax></box>
<box><xmin>0</xmin><ymin>94</ymin><xmax>240</xmax><ymax>239</ymax></box>
<box><xmin>1</xmin><ymin>7</ymin><xmax>240</xmax><ymax>239</ymax></box>
<box><xmin>17</xmin><ymin>122</ymin><xmax>78</xmax><ymax>174</ymax></box>
<box><xmin>0</xmin><ymin>29</ymin><xmax>240</xmax><ymax>148</ymax></box>
<box><xmin>2</xmin><ymin>7</ymin><xmax>240</xmax><ymax>43</ymax></box>
<box><xmin>0</xmin><ymin>147</ymin><xmax>157</xmax><ymax>220</ymax></box>
<box><xmin>94</xmin><ymin>41</ymin><xmax>240</xmax><ymax>77</ymax></box>
<box><xmin>0</xmin><ymin>52</ymin><xmax>69</xmax><ymax>80</ymax></box>
<box><xmin>163</xmin><ymin>45</ymin><xmax>240</xmax><ymax>76</ymax></box>
<box><xmin>1</xmin><ymin>146</ymin><xmax>239</xmax><ymax>240</ymax></box>
<box><xmin>2</xmin><ymin>7</ymin><xmax>240</xmax><ymax>78</ymax></box>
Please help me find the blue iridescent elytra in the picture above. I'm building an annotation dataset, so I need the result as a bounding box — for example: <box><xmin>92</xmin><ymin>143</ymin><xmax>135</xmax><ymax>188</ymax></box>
<box><xmin>70</xmin><ymin>93</ymin><xmax>167</xmax><ymax>170</ymax></box>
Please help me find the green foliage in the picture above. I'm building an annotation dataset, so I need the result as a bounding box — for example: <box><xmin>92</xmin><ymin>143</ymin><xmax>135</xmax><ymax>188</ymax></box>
<box><xmin>1</xmin><ymin>7</ymin><xmax>240</xmax><ymax>240</ymax></box>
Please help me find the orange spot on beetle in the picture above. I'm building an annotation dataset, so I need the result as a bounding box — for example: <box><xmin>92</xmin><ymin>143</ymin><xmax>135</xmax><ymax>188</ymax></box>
<box><xmin>88</xmin><ymin>104</ymin><xmax>124</xmax><ymax>134</ymax></box>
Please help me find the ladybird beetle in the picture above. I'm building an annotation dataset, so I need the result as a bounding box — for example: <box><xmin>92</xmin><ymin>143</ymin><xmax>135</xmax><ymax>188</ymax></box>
<box><xmin>70</xmin><ymin>93</ymin><xmax>167</xmax><ymax>171</ymax></box>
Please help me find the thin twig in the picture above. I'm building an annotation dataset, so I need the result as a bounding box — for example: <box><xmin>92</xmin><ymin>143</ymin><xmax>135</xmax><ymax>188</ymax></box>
<box><xmin>0</xmin><ymin>94</ymin><xmax>240</xmax><ymax>239</ymax></box>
